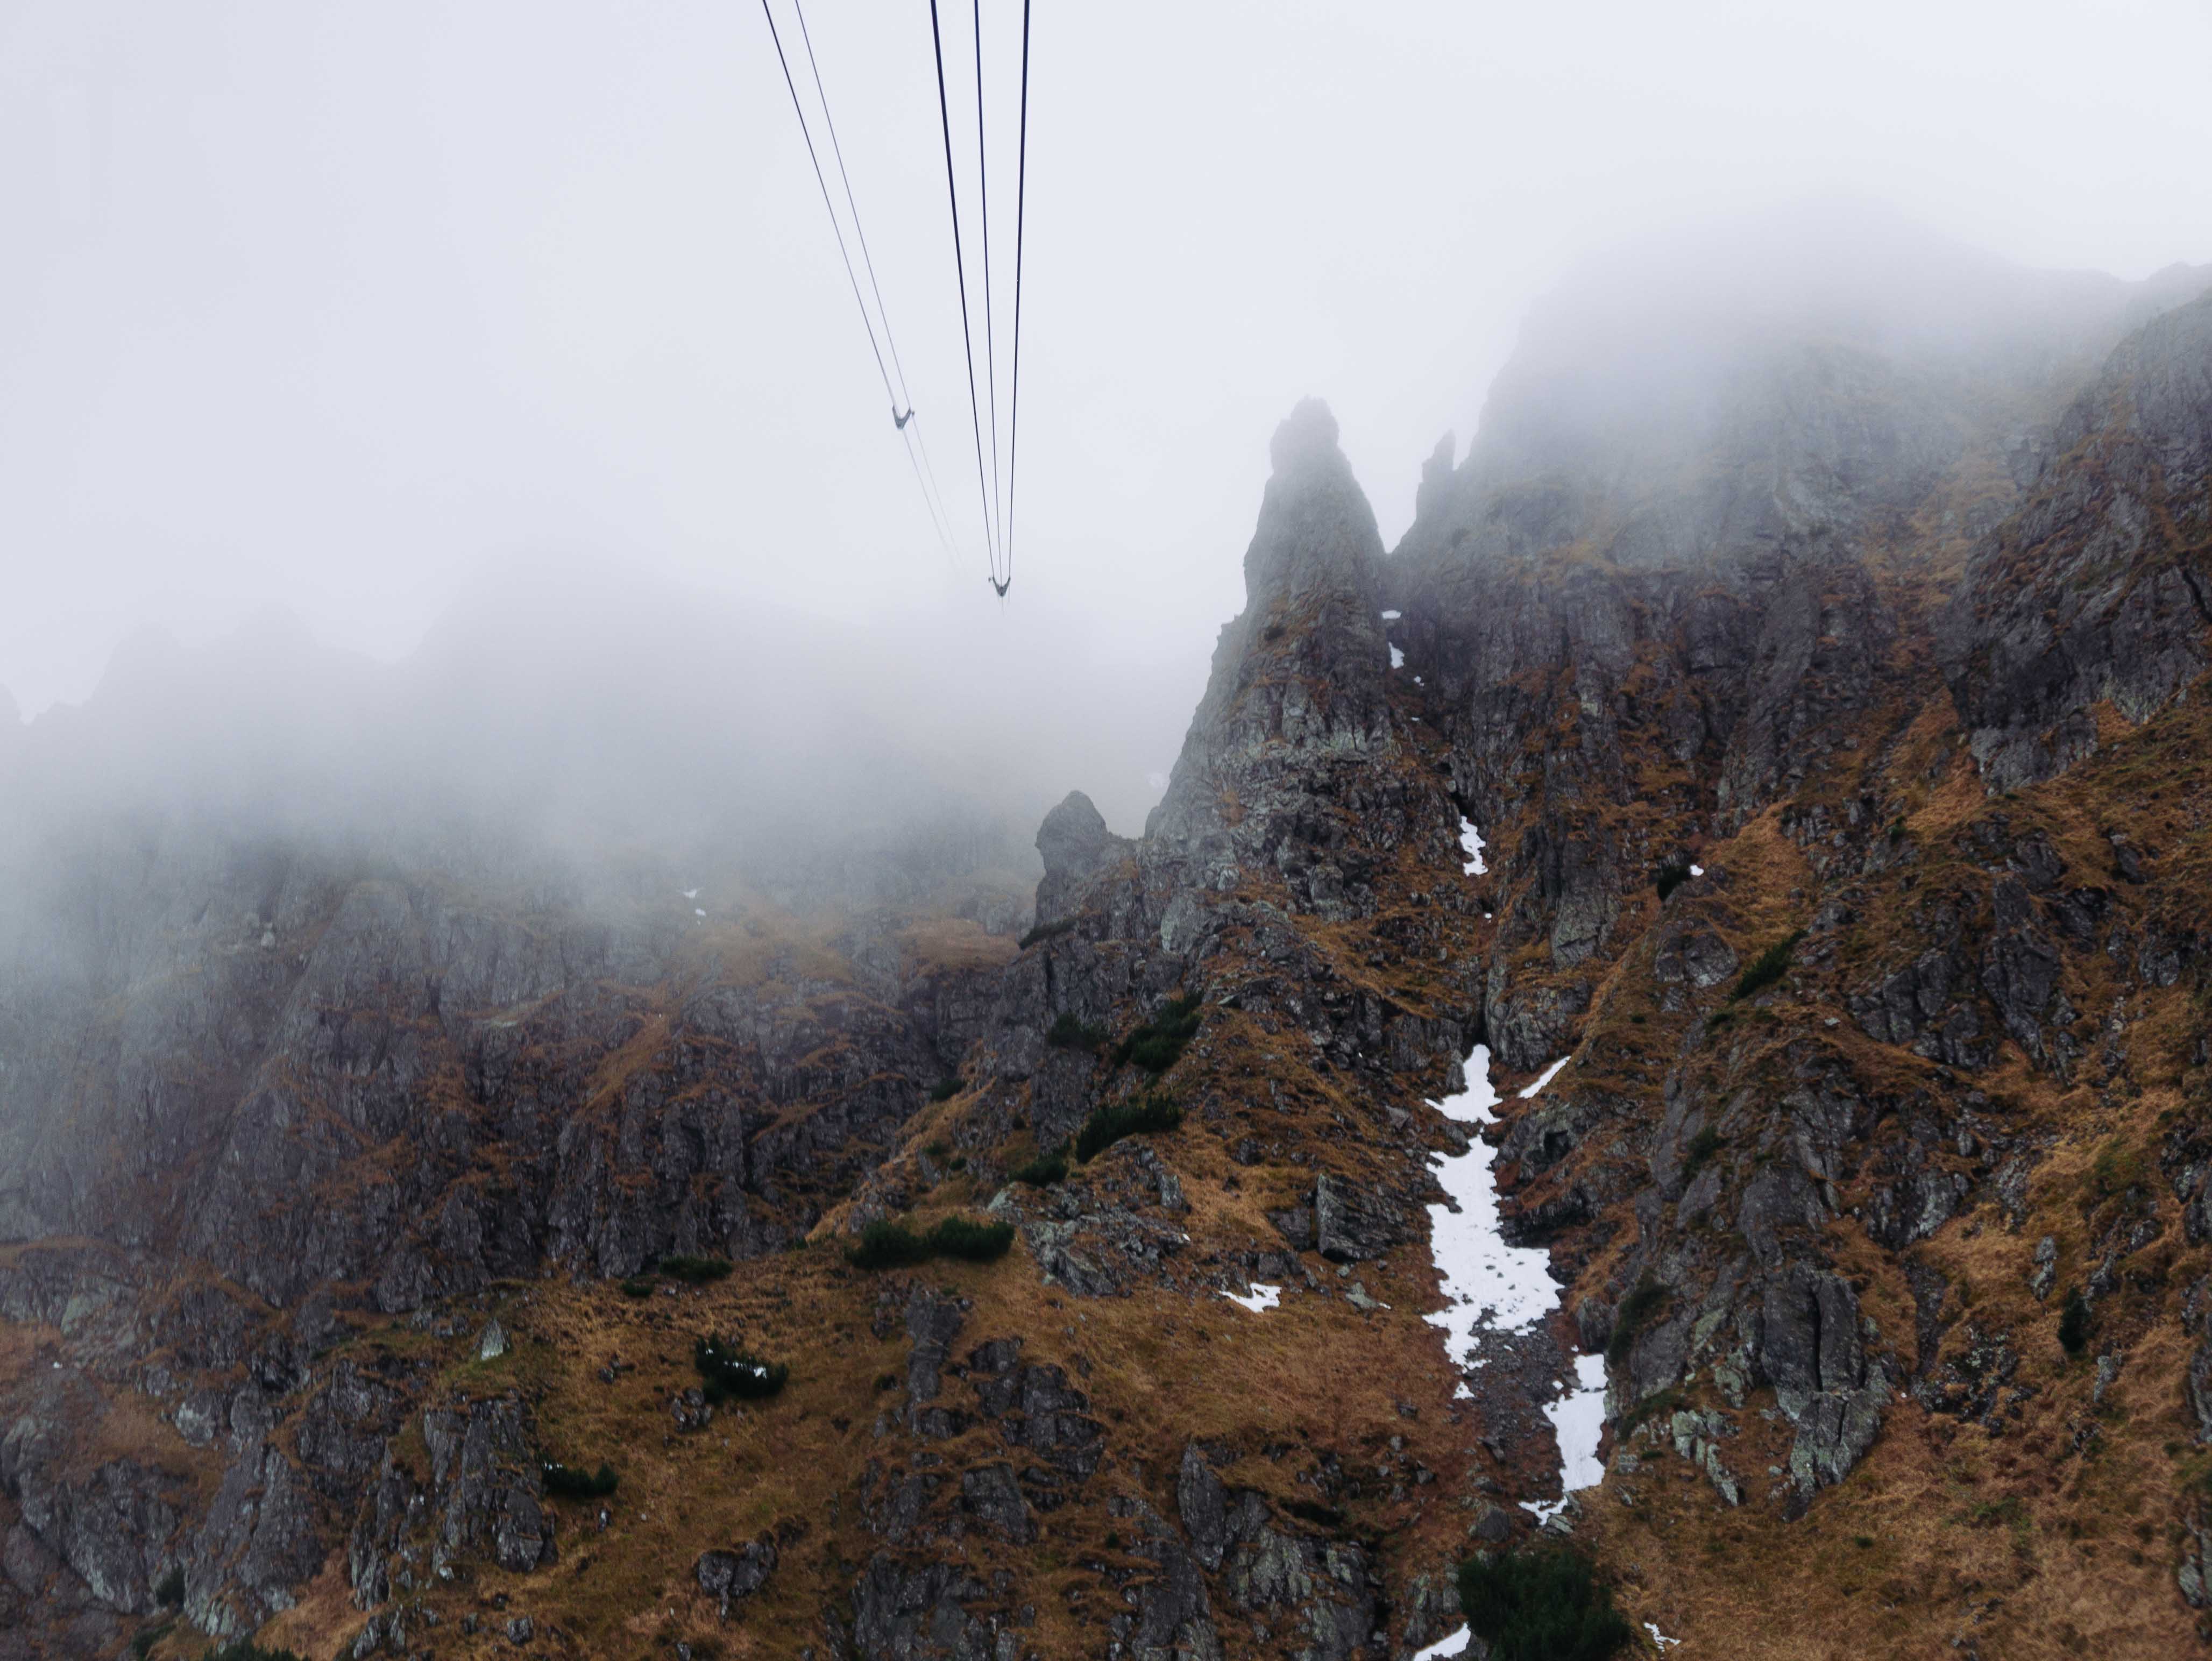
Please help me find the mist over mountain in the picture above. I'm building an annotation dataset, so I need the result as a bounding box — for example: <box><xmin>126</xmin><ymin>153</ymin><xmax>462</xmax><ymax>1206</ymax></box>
<box><xmin>6</xmin><ymin>193</ymin><xmax>2212</xmax><ymax>1661</ymax></box>
<box><xmin>0</xmin><ymin>555</ymin><xmax>1215</xmax><ymax>923</ymax></box>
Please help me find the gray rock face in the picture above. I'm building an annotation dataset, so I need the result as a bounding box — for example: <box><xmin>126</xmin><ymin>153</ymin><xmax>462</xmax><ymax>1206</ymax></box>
<box><xmin>0</xmin><ymin>827</ymin><xmax>994</xmax><ymax>1300</ymax></box>
<box><xmin>1760</xmin><ymin>1267</ymin><xmax>1890</xmax><ymax>1493</ymax></box>
<box><xmin>1143</xmin><ymin>397</ymin><xmax>1408</xmax><ymax>919</ymax></box>
<box><xmin>1314</xmin><ymin>1172</ymin><xmax>1408</xmax><ymax>1262</ymax></box>
<box><xmin>0</xmin><ymin>1496</ymin><xmax>126</xmax><ymax>1661</ymax></box>
<box><xmin>1669</xmin><ymin>1410</ymin><xmax>1742</xmax><ymax>1506</ymax></box>
<box><xmin>846</xmin><ymin>1553</ymin><xmax>1001</xmax><ymax>1661</ymax></box>
<box><xmin>186</xmin><ymin>1440</ymin><xmax>322</xmax><ymax>1635</ymax></box>
<box><xmin>1172</xmin><ymin>1445</ymin><xmax>1379</xmax><ymax>1661</ymax></box>
<box><xmin>1034</xmin><ymin>792</ymin><xmax>1129</xmax><ymax>928</ymax></box>
<box><xmin>1942</xmin><ymin>290</ymin><xmax>2212</xmax><ymax>789</ymax></box>
<box><xmin>420</xmin><ymin>1395</ymin><xmax>555</xmax><ymax>1577</ymax></box>
<box><xmin>0</xmin><ymin>1372</ymin><xmax>185</xmax><ymax>1617</ymax></box>
<box><xmin>695</xmin><ymin>1536</ymin><xmax>777</xmax><ymax>1616</ymax></box>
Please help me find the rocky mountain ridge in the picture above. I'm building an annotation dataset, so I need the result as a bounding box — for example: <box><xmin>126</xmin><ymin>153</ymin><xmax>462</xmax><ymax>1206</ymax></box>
<box><xmin>5</xmin><ymin>225</ymin><xmax>2212</xmax><ymax>1660</ymax></box>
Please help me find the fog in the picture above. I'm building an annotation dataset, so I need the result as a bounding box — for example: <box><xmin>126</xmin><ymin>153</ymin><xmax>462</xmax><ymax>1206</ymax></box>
<box><xmin>4</xmin><ymin>1</ymin><xmax>2210</xmax><ymax>894</ymax></box>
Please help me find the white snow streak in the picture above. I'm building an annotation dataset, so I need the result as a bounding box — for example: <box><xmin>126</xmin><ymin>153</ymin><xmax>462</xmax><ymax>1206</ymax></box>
<box><xmin>1390</xmin><ymin>644</ymin><xmax>1406</xmax><ymax>669</ymax></box>
<box><xmin>1519</xmin><ymin>1055</ymin><xmax>1571</xmax><ymax>1097</ymax></box>
<box><xmin>1221</xmin><ymin>1283</ymin><xmax>1282</xmax><ymax>1314</ymax></box>
<box><xmin>1525</xmin><ymin>1351</ymin><xmax>1608</xmax><ymax>1523</ymax></box>
<box><xmin>1426</xmin><ymin>1046</ymin><xmax>1614</xmax><ymax>1531</ymax></box>
<box><xmin>1422</xmin><ymin>1045</ymin><xmax>1562</xmax><ymax>1374</ymax></box>
<box><xmin>1458</xmin><ymin>817</ymin><xmax>1487</xmax><ymax>876</ymax></box>
<box><xmin>1646</xmin><ymin>1623</ymin><xmax>1683</xmax><ymax>1651</ymax></box>
<box><xmin>1411</xmin><ymin>1626</ymin><xmax>1471</xmax><ymax>1659</ymax></box>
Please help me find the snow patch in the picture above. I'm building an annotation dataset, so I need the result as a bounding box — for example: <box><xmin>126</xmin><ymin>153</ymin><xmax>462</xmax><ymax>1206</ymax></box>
<box><xmin>1425</xmin><ymin>1046</ymin><xmax>1612</xmax><ymax>1532</ymax></box>
<box><xmin>1646</xmin><ymin>1623</ymin><xmax>1683</xmax><ymax>1651</ymax></box>
<box><xmin>1390</xmin><ymin>644</ymin><xmax>1406</xmax><ymax>669</ymax></box>
<box><xmin>1411</xmin><ymin>1626</ymin><xmax>1470</xmax><ymax>1659</ymax></box>
<box><xmin>1525</xmin><ymin>1351</ymin><xmax>1608</xmax><ymax>1523</ymax></box>
<box><xmin>1689</xmin><ymin>863</ymin><xmax>1703</xmax><ymax>877</ymax></box>
<box><xmin>1222</xmin><ymin>1283</ymin><xmax>1281</xmax><ymax>1314</ymax></box>
<box><xmin>1422</xmin><ymin>1045</ymin><xmax>1561</xmax><ymax>1369</ymax></box>
<box><xmin>680</xmin><ymin>888</ymin><xmax>699</xmax><ymax>900</ymax></box>
<box><xmin>1458</xmin><ymin>817</ymin><xmax>1487</xmax><ymax>876</ymax></box>
<box><xmin>1519</xmin><ymin>1055</ymin><xmax>1571</xmax><ymax>1097</ymax></box>
<box><xmin>1380</xmin><ymin>609</ymin><xmax>1402</xmax><ymax>621</ymax></box>
<box><xmin>694</xmin><ymin>908</ymin><xmax>707</xmax><ymax>919</ymax></box>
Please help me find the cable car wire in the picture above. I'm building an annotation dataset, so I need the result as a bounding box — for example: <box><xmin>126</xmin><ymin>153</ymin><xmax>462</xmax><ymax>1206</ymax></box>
<box><xmin>926</xmin><ymin>0</ymin><xmax>1005</xmax><ymax>592</ymax></box>
<box><xmin>1004</xmin><ymin>0</ymin><xmax>1031</xmax><ymax>590</ymax></box>
<box><xmin>759</xmin><ymin>0</ymin><xmax>961</xmax><ymax>564</ymax></box>
<box><xmin>973</xmin><ymin>0</ymin><xmax>1005</xmax><ymax>577</ymax></box>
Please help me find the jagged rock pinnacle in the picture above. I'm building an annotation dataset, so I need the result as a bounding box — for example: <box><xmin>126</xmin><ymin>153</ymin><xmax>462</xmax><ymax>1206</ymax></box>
<box><xmin>1034</xmin><ymin>790</ymin><xmax>1129</xmax><ymax>926</ymax></box>
<box><xmin>1267</xmin><ymin>395</ymin><xmax>1343</xmax><ymax>475</ymax></box>
<box><xmin>1240</xmin><ymin>396</ymin><xmax>1383</xmax><ymax>614</ymax></box>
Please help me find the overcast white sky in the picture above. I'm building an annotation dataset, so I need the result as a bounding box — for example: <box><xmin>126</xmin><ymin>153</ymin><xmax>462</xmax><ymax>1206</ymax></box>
<box><xmin>4</xmin><ymin>0</ymin><xmax>2210</xmax><ymax>734</ymax></box>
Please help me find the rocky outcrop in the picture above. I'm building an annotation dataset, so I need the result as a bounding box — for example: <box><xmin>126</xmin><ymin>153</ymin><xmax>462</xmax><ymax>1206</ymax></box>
<box><xmin>1144</xmin><ymin>397</ymin><xmax>1412</xmax><ymax>918</ymax></box>
<box><xmin>1034</xmin><ymin>792</ymin><xmax>1131</xmax><ymax>928</ymax></box>
<box><xmin>695</xmin><ymin>1537</ymin><xmax>777</xmax><ymax>1617</ymax></box>
<box><xmin>1942</xmin><ymin>289</ymin><xmax>2212</xmax><ymax>789</ymax></box>
<box><xmin>1174</xmin><ymin>1445</ymin><xmax>1381</xmax><ymax>1661</ymax></box>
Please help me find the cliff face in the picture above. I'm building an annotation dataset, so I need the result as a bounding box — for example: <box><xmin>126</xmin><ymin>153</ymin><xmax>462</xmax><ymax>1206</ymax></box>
<box><xmin>6</xmin><ymin>228</ymin><xmax>2212</xmax><ymax>1661</ymax></box>
<box><xmin>1941</xmin><ymin>293</ymin><xmax>2212</xmax><ymax>787</ymax></box>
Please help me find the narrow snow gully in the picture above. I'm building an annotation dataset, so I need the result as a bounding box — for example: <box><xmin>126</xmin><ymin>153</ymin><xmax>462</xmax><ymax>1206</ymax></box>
<box><xmin>1422</xmin><ymin>1044</ymin><xmax>1559</xmax><ymax>1369</ymax></box>
<box><xmin>1416</xmin><ymin>1031</ymin><xmax>1615</xmax><ymax>1653</ymax></box>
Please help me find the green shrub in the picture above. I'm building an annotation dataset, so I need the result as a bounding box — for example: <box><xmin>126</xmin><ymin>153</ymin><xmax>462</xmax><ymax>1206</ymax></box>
<box><xmin>2058</xmin><ymin>1287</ymin><xmax>2093</xmax><ymax>1357</ymax></box>
<box><xmin>928</xmin><ymin>1078</ymin><xmax>962</xmax><ymax>1102</ymax></box>
<box><xmin>1075</xmin><ymin>1095</ymin><xmax>1183</xmax><ymax>1162</ymax></box>
<box><xmin>1653</xmin><ymin>860</ymin><xmax>1693</xmax><ymax>901</ymax></box>
<box><xmin>1047</xmin><ymin>1011</ymin><xmax>1109</xmax><ymax>1052</ymax></box>
<box><xmin>1682</xmin><ymin>1124</ymin><xmax>1724</xmax><ymax>1180</ymax></box>
<box><xmin>1011</xmin><ymin>1146</ymin><xmax>1069</xmax><ymax>1187</ymax></box>
<box><xmin>847</xmin><ymin>1220</ymin><xmax>934</xmax><ymax>1270</ymax></box>
<box><xmin>1619</xmin><ymin>1388</ymin><xmax>1683</xmax><ymax>1433</ymax></box>
<box><xmin>542</xmin><ymin>1460</ymin><xmax>619</xmax><ymax>1499</ymax></box>
<box><xmin>2087</xmin><ymin>1137</ymin><xmax>2145</xmax><ymax>1202</ymax></box>
<box><xmin>154</xmin><ymin>1565</ymin><xmax>185</xmax><ymax>1609</ymax></box>
<box><xmin>657</xmin><ymin>1254</ymin><xmax>732</xmax><ymax>1284</ymax></box>
<box><xmin>1112</xmin><ymin>994</ymin><xmax>1204</xmax><ymax>1074</ymax></box>
<box><xmin>1729</xmin><ymin>929</ymin><xmax>1806</xmax><ymax>1002</ymax></box>
<box><xmin>1605</xmin><ymin>1278</ymin><xmax>1668</xmax><ymax>1365</ymax></box>
<box><xmin>1455</xmin><ymin>1546</ymin><xmax>1630</xmax><ymax>1661</ymax></box>
<box><xmin>928</xmin><ymin>1216</ymin><xmax>1015</xmax><ymax>1262</ymax></box>
<box><xmin>846</xmin><ymin>1215</ymin><xmax>1015</xmax><ymax>1268</ymax></box>
<box><xmin>619</xmin><ymin>1277</ymin><xmax>655</xmax><ymax>1299</ymax></box>
<box><xmin>693</xmin><ymin>1335</ymin><xmax>789</xmax><ymax>1402</ymax></box>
